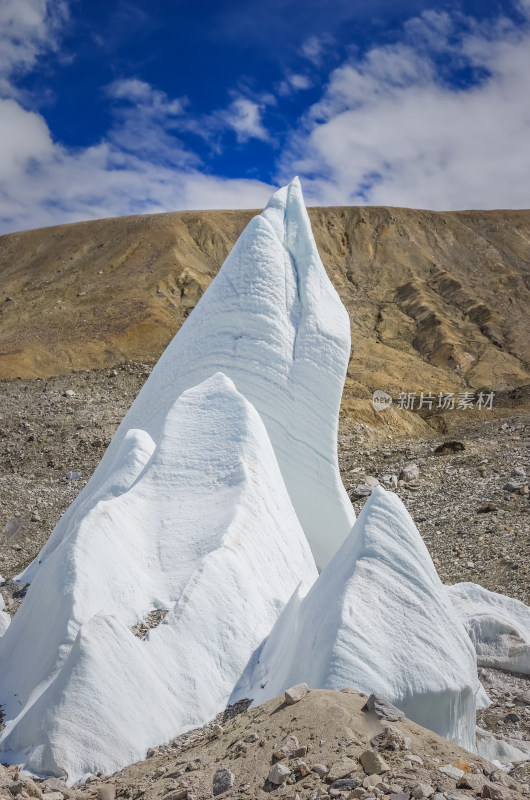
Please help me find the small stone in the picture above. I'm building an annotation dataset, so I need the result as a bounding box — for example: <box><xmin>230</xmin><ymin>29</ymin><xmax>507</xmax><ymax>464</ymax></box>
<box><xmin>438</xmin><ymin>765</ymin><xmax>465</xmax><ymax>780</ymax></box>
<box><xmin>481</xmin><ymin>786</ymin><xmax>508</xmax><ymax>799</ymax></box>
<box><xmin>244</xmin><ymin>731</ymin><xmax>259</xmax><ymax>742</ymax></box>
<box><xmin>274</xmin><ymin>734</ymin><xmax>300</xmax><ymax>759</ymax></box>
<box><xmin>457</xmin><ymin>774</ymin><xmax>487</xmax><ymax>792</ymax></box>
<box><xmin>359</xmin><ymin>750</ymin><xmax>388</xmax><ymax>776</ymax></box>
<box><xmin>97</xmin><ymin>789</ymin><xmax>116</xmax><ymax>800</ymax></box>
<box><xmin>284</xmin><ymin>683</ymin><xmax>309</xmax><ymax>705</ymax></box>
<box><xmin>411</xmin><ymin>783</ymin><xmax>434</xmax><ymax>799</ymax></box>
<box><xmin>362</xmin><ymin>694</ymin><xmax>404</xmax><ymax>721</ymax></box>
<box><xmin>20</xmin><ymin>780</ymin><xmax>42</xmax><ymax>800</ymax></box>
<box><xmin>399</xmin><ymin>463</ymin><xmax>420</xmax><ymax>482</ymax></box>
<box><xmin>291</xmin><ymin>759</ymin><xmax>310</xmax><ymax>778</ymax></box>
<box><xmin>362</xmin><ymin>775</ymin><xmax>384</xmax><ymax>791</ymax></box>
<box><xmin>312</xmin><ymin>765</ymin><xmax>329</xmax><ymax>778</ymax></box>
<box><xmin>404</xmin><ymin>754</ymin><xmax>423</xmax><ymax>765</ymax></box>
<box><xmin>350</xmin><ymin>484</ymin><xmax>372</xmax><ymax>497</ymax></box>
<box><xmin>388</xmin><ymin>794</ymin><xmax>409</xmax><ymax>800</ymax></box>
<box><xmin>41</xmin><ymin>794</ymin><xmax>64</xmax><ymax>800</ymax></box>
<box><xmin>504</xmin><ymin>481</ymin><xmax>523</xmax><ymax>492</ymax></box>
<box><xmin>41</xmin><ymin>778</ymin><xmax>69</xmax><ymax>796</ymax></box>
<box><xmin>9</xmin><ymin>785</ymin><xmax>24</xmax><ymax>797</ymax></box>
<box><xmin>349</xmin><ymin>790</ymin><xmax>369</xmax><ymax>800</ymax></box>
<box><xmin>434</xmin><ymin>440</ymin><xmax>465</xmax><ymax>455</ymax></box>
<box><xmin>504</xmin><ymin>712</ymin><xmax>520</xmax><ymax>722</ymax></box>
<box><xmin>327</xmin><ymin>757</ymin><xmax>358</xmax><ymax>782</ymax></box>
<box><xmin>213</xmin><ymin>768</ymin><xmax>235</xmax><ymax>796</ymax></box>
<box><xmin>77</xmin><ymin>291</ymin><xmax>87</xmax><ymax>297</ymax></box>
<box><xmin>291</xmin><ymin>746</ymin><xmax>306</xmax><ymax>758</ymax></box>
<box><xmin>371</xmin><ymin>724</ymin><xmax>410</xmax><ymax>751</ymax></box>
<box><xmin>65</xmin><ymin>471</ymin><xmax>82</xmax><ymax>481</ymax></box>
<box><xmin>329</xmin><ymin>779</ymin><xmax>360</xmax><ymax>793</ymax></box>
<box><xmin>212</xmin><ymin>724</ymin><xmax>224</xmax><ymax>737</ymax></box>
<box><xmin>268</xmin><ymin>763</ymin><xmax>291</xmax><ymax>785</ymax></box>
<box><xmin>163</xmin><ymin>790</ymin><xmax>188</xmax><ymax>800</ymax></box>
<box><xmin>478</xmin><ymin>503</ymin><xmax>497</xmax><ymax>513</ymax></box>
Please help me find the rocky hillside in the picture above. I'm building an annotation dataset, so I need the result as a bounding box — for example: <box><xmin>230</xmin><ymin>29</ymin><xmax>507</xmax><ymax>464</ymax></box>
<box><xmin>0</xmin><ymin>207</ymin><xmax>529</xmax><ymax>436</ymax></box>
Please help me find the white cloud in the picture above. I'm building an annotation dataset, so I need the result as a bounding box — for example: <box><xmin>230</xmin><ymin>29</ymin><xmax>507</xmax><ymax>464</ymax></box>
<box><xmin>277</xmin><ymin>72</ymin><xmax>313</xmax><ymax>97</ymax></box>
<box><xmin>215</xmin><ymin>96</ymin><xmax>270</xmax><ymax>143</ymax></box>
<box><xmin>281</xmin><ymin>7</ymin><xmax>530</xmax><ymax>210</ymax></box>
<box><xmin>0</xmin><ymin>0</ymin><xmax>68</xmax><ymax>87</ymax></box>
<box><xmin>106</xmin><ymin>78</ymin><xmax>186</xmax><ymax>116</ymax></box>
<box><xmin>0</xmin><ymin>92</ymin><xmax>275</xmax><ymax>233</ymax></box>
<box><xmin>300</xmin><ymin>33</ymin><xmax>335</xmax><ymax>66</ymax></box>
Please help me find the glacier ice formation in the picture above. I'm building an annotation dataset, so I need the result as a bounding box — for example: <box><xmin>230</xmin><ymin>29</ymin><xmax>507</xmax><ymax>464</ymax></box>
<box><xmin>0</xmin><ymin>373</ymin><xmax>317</xmax><ymax>781</ymax></box>
<box><xmin>449</xmin><ymin>582</ymin><xmax>530</xmax><ymax>675</ymax></box>
<box><xmin>231</xmin><ymin>486</ymin><xmax>487</xmax><ymax>753</ymax></box>
<box><xmin>21</xmin><ymin>177</ymin><xmax>353</xmax><ymax>576</ymax></box>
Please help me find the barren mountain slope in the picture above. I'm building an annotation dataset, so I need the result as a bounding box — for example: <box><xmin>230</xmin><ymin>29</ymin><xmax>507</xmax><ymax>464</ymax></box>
<box><xmin>0</xmin><ymin>207</ymin><xmax>529</xmax><ymax>435</ymax></box>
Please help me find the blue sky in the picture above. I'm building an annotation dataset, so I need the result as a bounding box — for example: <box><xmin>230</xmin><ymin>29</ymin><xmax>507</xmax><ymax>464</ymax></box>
<box><xmin>1</xmin><ymin>0</ymin><xmax>529</xmax><ymax>233</ymax></box>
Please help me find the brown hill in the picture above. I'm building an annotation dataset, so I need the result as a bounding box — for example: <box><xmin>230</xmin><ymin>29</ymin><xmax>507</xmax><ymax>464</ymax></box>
<box><xmin>1</xmin><ymin>206</ymin><xmax>529</xmax><ymax>436</ymax></box>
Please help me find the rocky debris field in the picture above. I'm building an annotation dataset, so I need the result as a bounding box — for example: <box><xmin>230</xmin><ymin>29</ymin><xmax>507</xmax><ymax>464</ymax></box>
<box><xmin>1</xmin><ymin>687</ymin><xmax>528</xmax><ymax>800</ymax></box>
<box><xmin>0</xmin><ymin>364</ymin><xmax>528</xmax><ymax>606</ymax></box>
<box><xmin>339</xmin><ymin>416</ymin><xmax>530</xmax><ymax>605</ymax></box>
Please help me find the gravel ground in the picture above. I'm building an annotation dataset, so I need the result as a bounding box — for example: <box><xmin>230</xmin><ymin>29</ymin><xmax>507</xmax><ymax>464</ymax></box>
<box><xmin>340</xmin><ymin>416</ymin><xmax>530</xmax><ymax>605</ymax></box>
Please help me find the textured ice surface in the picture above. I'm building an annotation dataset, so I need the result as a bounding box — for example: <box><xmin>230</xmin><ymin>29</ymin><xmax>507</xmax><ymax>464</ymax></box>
<box><xmin>21</xmin><ymin>178</ymin><xmax>352</xmax><ymax>575</ymax></box>
<box><xmin>449</xmin><ymin>582</ymin><xmax>530</xmax><ymax>675</ymax></box>
<box><xmin>232</xmin><ymin>486</ymin><xmax>485</xmax><ymax>752</ymax></box>
<box><xmin>0</xmin><ymin>593</ymin><xmax>9</xmax><ymax>636</ymax></box>
<box><xmin>0</xmin><ymin>374</ymin><xmax>317</xmax><ymax>782</ymax></box>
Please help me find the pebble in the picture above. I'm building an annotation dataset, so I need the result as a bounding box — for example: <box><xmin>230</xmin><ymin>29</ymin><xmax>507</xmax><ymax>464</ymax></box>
<box><xmin>362</xmin><ymin>693</ymin><xmax>405</xmax><ymax>721</ymax></box>
<box><xmin>65</xmin><ymin>471</ymin><xmax>83</xmax><ymax>481</ymax></box>
<box><xmin>268</xmin><ymin>763</ymin><xmax>291</xmax><ymax>785</ymax></box>
<box><xmin>284</xmin><ymin>683</ymin><xmax>309</xmax><ymax>705</ymax></box>
<box><xmin>311</xmin><ymin>765</ymin><xmax>329</xmax><ymax>778</ymax></box>
<box><xmin>213</xmin><ymin>768</ymin><xmax>235</xmax><ymax>796</ymax></box>
<box><xmin>404</xmin><ymin>754</ymin><xmax>423</xmax><ymax>765</ymax></box>
<box><xmin>400</xmin><ymin>463</ymin><xmax>420</xmax><ymax>482</ymax></box>
<box><xmin>411</xmin><ymin>782</ymin><xmax>434</xmax><ymax>799</ymax></box>
<box><xmin>163</xmin><ymin>790</ymin><xmax>188</xmax><ymax>800</ymax></box>
<box><xmin>359</xmin><ymin>749</ymin><xmax>389</xmax><ymax>775</ymax></box>
<box><xmin>371</xmin><ymin>724</ymin><xmax>410</xmax><ymax>751</ymax></box>
<box><xmin>327</xmin><ymin>757</ymin><xmax>358</xmax><ymax>782</ymax></box>
<box><xmin>438</xmin><ymin>764</ymin><xmax>465</xmax><ymax>780</ymax></box>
